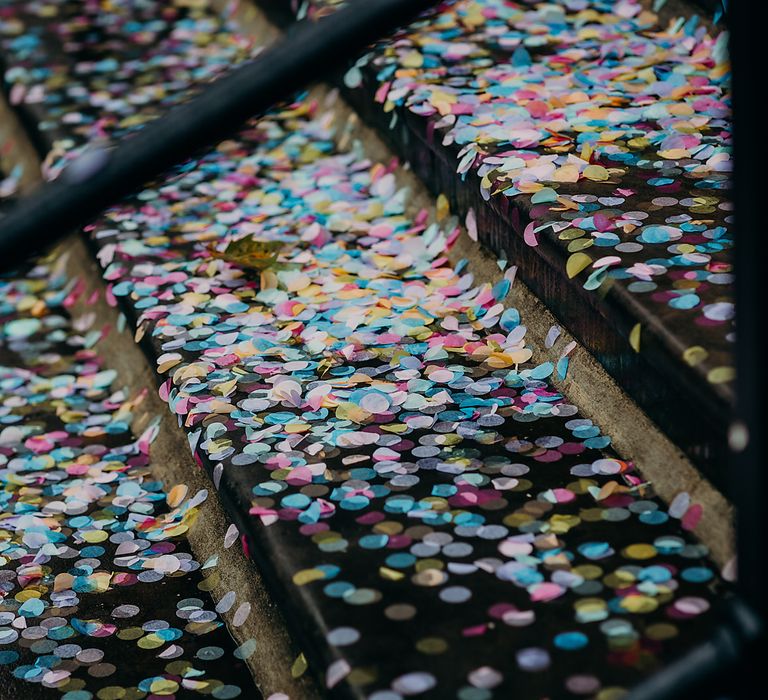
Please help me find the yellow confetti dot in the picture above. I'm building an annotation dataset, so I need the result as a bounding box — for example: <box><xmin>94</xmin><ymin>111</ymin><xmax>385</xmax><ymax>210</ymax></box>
<box><xmin>137</xmin><ymin>633</ymin><xmax>164</xmax><ymax>649</ymax></box>
<box><xmin>683</xmin><ymin>345</ymin><xmax>708</xmax><ymax>366</ymax></box>
<box><xmin>620</xmin><ymin>594</ymin><xmax>658</xmax><ymax>613</ymax></box>
<box><xmin>198</xmin><ymin>571</ymin><xmax>221</xmax><ymax>591</ymax></box>
<box><xmin>503</xmin><ymin>512</ymin><xmax>533</xmax><ymax>527</ymax></box>
<box><xmin>164</xmin><ymin>523</ymin><xmax>189</xmax><ymax>538</ymax></box>
<box><xmin>436</xmin><ymin>193</ymin><xmax>450</xmax><ymax>221</ymax></box>
<box><xmin>348</xmin><ymin>667</ymin><xmax>378</xmax><ymax>686</ymax></box>
<box><xmin>121</xmin><ymin>690</ymin><xmax>144</xmax><ymax>700</ymax></box>
<box><xmin>82</xmin><ymin>530</ymin><xmax>109</xmax><ymax>543</ymax></box>
<box><xmin>559</xmin><ymin>227</ymin><xmax>585</xmax><ymax>240</ymax></box>
<box><xmin>149</xmin><ymin>679</ymin><xmax>179</xmax><ymax>695</ymax></box>
<box><xmin>401</xmin><ymin>50</ymin><xmax>424</xmax><ymax>68</ymax></box>
<box><xmin>707</xmin><ymin>366</ymin><xmax>735</xmax><ymax>384</ymax></box>
<box><xmin>658</xmin><ymin>148</ymin><xmax>689</xmax><ymax>159</ymax></box>
<box><xmin>411</xmin><ymin>568</ymin><xmax>447</xmax><ymax>587</ymax></box>
<box><xmin>292</xmin><ymin>568</ymin><xmax>325</xmax><ymax>586</ymax></box>
<box><xmin>379</xmin><ymin>567</ymin><xmax>405</xmax><ymax>581</ymax></box>
<box><xmin>604</xmin><ymin>572</ymin><xmax>634</xmax><ymax>589</ymax></box>
<box><xmin>416</xmin><ymin>637</ymin><xmax>448</xmax><ymax>654</ymax></box>
<box><xmin>567</xmin><ymin>237</ymin><xmax>593</xmax><ymax>253</ymax></box>
<box><xmin>549</xmin><ymin>514</ymin><xmax>581</xmax><ymax>533</ymax></box>
<box><xmin>291</xmin><ymin>653</ymin><xmax>308</xmax><ymax>678</ymax></box>
<box><xmin>117</xmin><ymin>627</ymin><xmax>145</xmax><ymax>641</ymax></box>
<box><xmin>578</xmin><ymin>507</ymin><xmax>603</xmax><ymax>522</ymax></box>
<box><xmin>374</xmin><ymin>521</ymin><xmax>403</xmax><ymax>535</ymax></box>
<box><xmin>165</xmin><ymin>661</ymin><xmax>192</xmax><ymax>676</ymax></box>
<box><xmin>623</xmin><ymin>543</ymin><xmax>657</xmax><ymax>560</ymax></box>
<box><xmin>583</xmin><ymin>164</ymin><xmax>610</xmax><ymax>181</ymax></box>
<box><xmin>566</xmin><ymin>252</ymin><xmax>592</xmax><ymax>278</ymax></box>
<box><xmin>629</xmin><ymin>323</ymin><xmax>641</xmax><ymax>352</ymax></box>
<box><xmin>573</xmin><ymin>565</ymin><xmax>603</xmax><ymax>580</ymax></box>
<box><xmin>414</xmin><ymin>558</ymin><xmax>444</xmax><ymax>573</ymax></box>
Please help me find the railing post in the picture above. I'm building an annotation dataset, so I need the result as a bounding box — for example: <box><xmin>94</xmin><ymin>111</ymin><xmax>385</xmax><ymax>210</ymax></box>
<box><xmin>626</xmin><ymin>4</ymin><xmax>767</xmax><ymax>696</ymax></box>
<box><xmin>728</xmin><ymin>0</ymin><xmax>767</xmax><ymax>619</ymax></box>
<box><xmin>728</xmin><ymin>1</ymin><xmax>768</xmax><ymax>692</ymax></box>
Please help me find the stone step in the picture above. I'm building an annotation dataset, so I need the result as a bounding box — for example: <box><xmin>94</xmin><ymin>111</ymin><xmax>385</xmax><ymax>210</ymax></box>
<box><xmin>0</xmin><ymin>205</ymin><xmax>277</xmax><ymax>698</ymax></box>
<box><xmin>257</xmin><ymin>0</ymin><xmax>734</xmax><ymax>489</ymax></box>
<box><xmin>0</xmin><ymin>1</ymin><xmax>734</xmax><ymax>699</ymax></box>
<box><xmin>0</xmin><ymin>6</ymin><xmax>312</xmax><ymax>698</ymax></box>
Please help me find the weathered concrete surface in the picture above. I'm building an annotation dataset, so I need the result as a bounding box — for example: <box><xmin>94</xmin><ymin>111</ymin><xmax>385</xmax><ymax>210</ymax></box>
<box><xmin>57</xmin><ymin>233</ymin><xmax>322</xmax><ymax>699</ymax></box>
<box><xmin>0</xmin><ymin>3</ymin><xmax>736</xmax><ymax>697</ymax></box>
<box><xmin>0</xmin><ymin>0</ymin><xmax>732</xmax><ymax>579</ymax></box>
<box><xmin>309</xmin><ymin>86</ymin><xmax>735</xmax><ymax>569</ymax></box>
<box><xmin>0</xmin><ymin>81</ymin><xmax>319</xmax><ymax>698</ymax></box>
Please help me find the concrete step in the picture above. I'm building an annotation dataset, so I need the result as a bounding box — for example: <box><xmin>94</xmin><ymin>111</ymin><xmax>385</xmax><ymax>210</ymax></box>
<box><xmin>258</xmin><ymin>0</ymin><xmax>734</xmax><ymax>488</ymax></box>
<box><xmin>0</xmin><ymin>7</ymin><xmax>312</xmax><ymax>698</ymax></box>
<box><xmin>0</xmin><ymin>1</ymin><xmax>734</xmax><ymax>698</ymax></box>
<box><xmin>0</xmin><ymin>209</ymin><xmax>276</xmax><ymax>697</ymax></box>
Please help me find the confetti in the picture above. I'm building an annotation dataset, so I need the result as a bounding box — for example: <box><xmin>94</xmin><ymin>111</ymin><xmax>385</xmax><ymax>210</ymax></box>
<box><xmin>0</xmin><ymin>255</ymin><xmax>258</xmax><ymax>698</ymax></box>
<box><xmin>354</xmin><ymin>0</ymin><xmax>734</xmax><ymax>386</ymax></box>
<box><xmin>0</xmin><ymin>0</ymin><xmax>730</xmax><ymax>696</ymax></box>
<box><xmin>74</xmin><ymin>83</ymin><xmax>723</xmax><ymax>699</ymax></box>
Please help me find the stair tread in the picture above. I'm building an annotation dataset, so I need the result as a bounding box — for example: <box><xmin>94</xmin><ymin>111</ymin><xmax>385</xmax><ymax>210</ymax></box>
<box><xmin>261</xmin><ymin>0</ymin><xmax>734</xmax><ymax>482</ymax></box>
<box><xmin>0</xmin><ymin>219</ymin><xmax>261</xmax><ymax>700</ymax></box>
<box><xmin>94</xmin><ymin>109</ymin><xmax>728</xmax><ymax>698</ymax></box>
<box><xmin>0</xmin><ymin>1</ymin><xmax>731</xmax><ymax>699</ymax></box>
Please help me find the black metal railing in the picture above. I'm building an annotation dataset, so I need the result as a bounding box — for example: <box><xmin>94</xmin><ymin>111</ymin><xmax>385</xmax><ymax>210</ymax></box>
<box><xmin>628</xmin><ymin>1</ymin><xmax>767</xmax><ymax>695</ymax></box>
